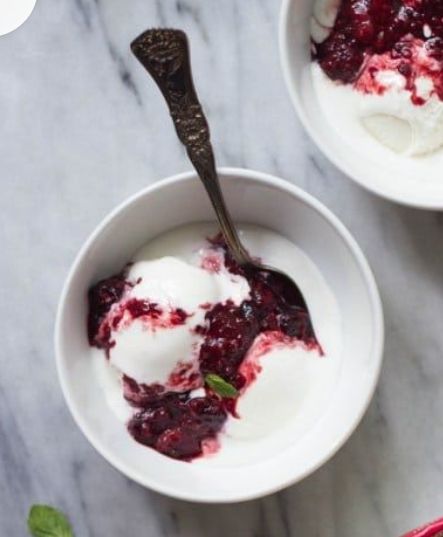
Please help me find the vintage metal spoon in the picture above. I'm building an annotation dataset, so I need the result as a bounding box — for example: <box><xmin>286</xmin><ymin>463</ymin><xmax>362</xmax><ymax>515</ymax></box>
<box><xmin>131</xmin><ymin>28</ymin><xmax>311</xmax><ymax>313</ymax></box>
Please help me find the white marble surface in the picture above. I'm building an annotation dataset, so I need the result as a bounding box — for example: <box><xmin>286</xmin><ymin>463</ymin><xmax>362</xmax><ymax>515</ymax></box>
<box><xmin>1</xmin><ymin>0</ymin><xmax>443</xmax><ymax>535</ymax></box>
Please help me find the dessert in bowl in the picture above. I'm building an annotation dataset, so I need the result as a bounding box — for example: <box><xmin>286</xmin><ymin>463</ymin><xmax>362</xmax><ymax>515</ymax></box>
<box><xmin>55</xmin><ymin>168</ymin><xmax>383</xmax><ymax>502</ymax></box>
<box><xmin>88</xmin><ymin>223</ymin><xmax>335</xmax><ymax>462</ymax></box>
<box><xmin>280</xmin><ymin>0</ymin><xmax>443</xmax><ymax>208</ymax></box>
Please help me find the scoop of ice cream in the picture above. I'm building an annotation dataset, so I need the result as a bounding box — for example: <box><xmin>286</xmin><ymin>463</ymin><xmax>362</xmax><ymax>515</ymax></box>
<box><xmin>348</xmin><ymin>41</ymin><xmax>443</xmax><ymax>156</ymax></box>
<box><xmin>110</xmin><ymin>319</ymin><xmax>197</xmax><ymax>385</ymax></box>
<box><xmin>107</xmin><ymin>256</ymin><xmax>250</xmax><ymax>386</ymax></box>
<box><xmin>311</xmin><ymin>0</ymin><xmax>443</xmax><ymax>158</ymax></box>
<box><xmin>362</xmin><ymin>97</ymin><xmax>443</xmax><ymax>156</ymax></box>
<box><xmin>359</xmin><ymin>70</ymin><xmax>443</xmax><ymax>156</ymax></box>
<box><xmin>128</xmin><ymin>257</ymin><xmax>219</xmax><ymax>311</ymax></box>
<box><xmin>226</xmin><ymin>347</ymin><xmax>309</xmax><ymax>440</ymax></box>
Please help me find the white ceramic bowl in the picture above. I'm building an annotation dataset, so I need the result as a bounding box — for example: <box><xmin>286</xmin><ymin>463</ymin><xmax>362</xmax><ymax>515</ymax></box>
<box><xmin>279</xmin><ymin>0</ymin><xmax>443</xmax><ymax>209</ymax></box>
<box><xmin>55</xmin><ymin>168</ymin><xmax>383</xmax><ymax>502</ymax></box>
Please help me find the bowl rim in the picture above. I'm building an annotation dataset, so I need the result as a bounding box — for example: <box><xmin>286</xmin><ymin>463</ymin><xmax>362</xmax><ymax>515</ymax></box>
<box><xmin>279</xmin><ymin>0</ymin><xmax>443</xmax><ymax>210</ymax></box>
<box><xmin>55</xmin><ymin>166</ymin><xmax>384</xmax><ymax>503</ymax></box>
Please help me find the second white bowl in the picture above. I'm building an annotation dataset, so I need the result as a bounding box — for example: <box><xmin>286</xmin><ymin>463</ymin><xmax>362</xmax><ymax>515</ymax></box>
<box><xmin>280</xmin><ymin>0</ymin><xmax>443</xmax><ymax>209</ymax></box>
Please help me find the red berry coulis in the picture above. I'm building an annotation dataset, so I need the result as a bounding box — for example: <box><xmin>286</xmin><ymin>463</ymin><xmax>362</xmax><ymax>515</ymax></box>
<box><xmin>314</xmin><ymin>0</ymin><xmax>443</xmax><ymax>103</ymax></box>
<box><xmin>88</xmin><ymin>236</ymin><xmax>320</xmax><ymax>461</ymax></box>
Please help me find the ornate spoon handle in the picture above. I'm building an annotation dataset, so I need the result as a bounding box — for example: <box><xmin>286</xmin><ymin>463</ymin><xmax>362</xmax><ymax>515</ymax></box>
<box><xmin>131</xmin><ymin>29</ymin><xmax>250</xmax><ymax>265</ymax></box>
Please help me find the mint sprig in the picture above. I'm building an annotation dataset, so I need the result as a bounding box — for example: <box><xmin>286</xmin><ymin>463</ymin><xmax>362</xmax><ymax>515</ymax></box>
<box><xmin>205</xmin><ymin>373</ymin><xmax>238</xmax><ymax>398</ymax></box>
<box><xmin>28</xmin><ymin>505</ymin><xmax>74</xmax><ymax>537</ymax></box>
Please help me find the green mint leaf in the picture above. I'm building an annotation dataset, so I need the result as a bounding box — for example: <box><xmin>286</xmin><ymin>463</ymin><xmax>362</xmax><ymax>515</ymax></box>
<box><xmin>205</xmin><ymin>374</ymin><xmax>238</xmax><ymax>398</ymax></box>
<box><xmin>28</xmin><ymin>505</ymin><xmax>74</xmax><ymax>537</ymax></box>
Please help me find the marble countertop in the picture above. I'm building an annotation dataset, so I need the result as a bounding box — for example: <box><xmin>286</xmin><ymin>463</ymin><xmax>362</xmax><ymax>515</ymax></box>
<box><xmin>1</xmin><ymin>0</ymin><xmax>443</xmax><ymax>535</ymax></box>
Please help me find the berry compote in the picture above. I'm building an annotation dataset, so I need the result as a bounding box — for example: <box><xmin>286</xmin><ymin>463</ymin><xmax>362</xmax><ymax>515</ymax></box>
<box><xmin>314</xmin><ymin>0</ymin><xmax>443</xmax><ymax>102</ymax></box>
<box><xmin>88</xmin><ymin>236</ymin><xmax>320</xmax><ymax>461</ymax></box>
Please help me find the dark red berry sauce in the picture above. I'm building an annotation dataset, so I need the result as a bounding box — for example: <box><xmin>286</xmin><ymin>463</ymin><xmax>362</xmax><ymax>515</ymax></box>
<box><xmin>314</xmin><ymin>0</ymin><xmax>443</xmax><ymax>103</ymax></box>
<box><xmin>88</xmin><ymin>275</ymin><xmax>129</xmax><ymax>351</ymax></box>
<box><xmin>88</xmin><ymin>236</ymin><xmax>320</xmax><ymax>461</ymax></box>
